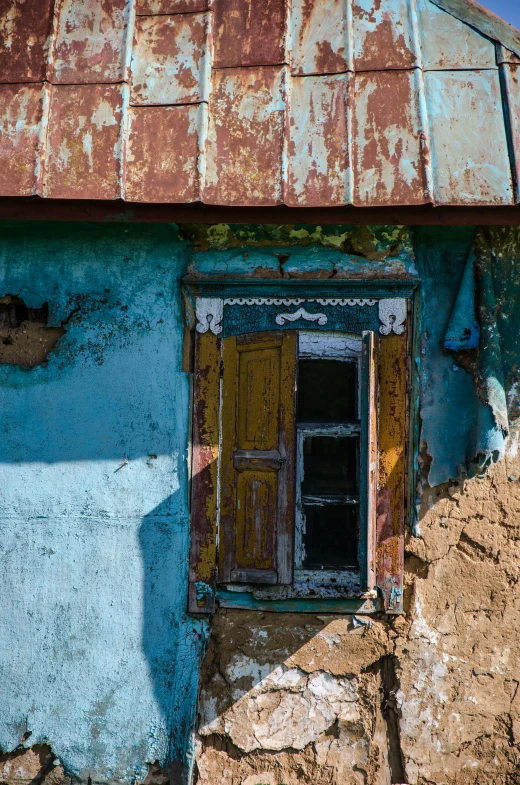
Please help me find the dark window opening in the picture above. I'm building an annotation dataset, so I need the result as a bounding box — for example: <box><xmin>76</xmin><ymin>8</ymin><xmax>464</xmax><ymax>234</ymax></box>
<box><xmin>297</xmin><ymin>356</ymin><xmax>360</xmax><ymax>572</ymax></box>
<box><xmin>298</xmin><ymin>358</ymin><xmax>357</xmax><ymax>423</ymax></box>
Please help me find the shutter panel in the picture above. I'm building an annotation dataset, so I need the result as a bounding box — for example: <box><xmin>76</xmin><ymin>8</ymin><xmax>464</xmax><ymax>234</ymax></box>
<box><xmin>188</xmin><ymin>330</ymin><xmax>221</xmax><ymax>614</ymax></box>
<box><xmin>376</xmin><ymin>330</ymin><xmax>407</xmax><ymax>614</ymax></box>
<box><xmin>360</xmin><ymin>330</ymin><xmax>379</xmax><ymax>591</ymax></box>
<box><xmin>219</xmin><ymin>331</ymin><xmax>297</xmax><ymax>585</ymax></box>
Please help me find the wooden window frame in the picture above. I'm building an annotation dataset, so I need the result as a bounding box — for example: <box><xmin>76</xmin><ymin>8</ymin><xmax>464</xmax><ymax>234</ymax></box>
<box><xmin>187</xmin><ymin>290</ymin><xmax>410</xmax><ymax>617</ymax></box>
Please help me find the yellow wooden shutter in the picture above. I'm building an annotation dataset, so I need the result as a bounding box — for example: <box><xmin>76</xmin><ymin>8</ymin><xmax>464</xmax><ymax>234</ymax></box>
<box><xmin>219</xmin><ymin>331</ymin><xmax>297</xmax><ymax>585</ymax></box>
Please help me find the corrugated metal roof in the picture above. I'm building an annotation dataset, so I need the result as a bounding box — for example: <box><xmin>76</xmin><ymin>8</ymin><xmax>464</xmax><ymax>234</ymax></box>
<box><xmin>0</xmin><ymin>0</ymin><xmax>519</xmax><ymax>207</ymax></box>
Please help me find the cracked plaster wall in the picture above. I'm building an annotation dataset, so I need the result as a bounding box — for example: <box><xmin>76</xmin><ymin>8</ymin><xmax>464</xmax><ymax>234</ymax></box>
<box><xmin>195</xmin><ymin>453</ymin><xmax>520</xmax><ymax>785</ymax></box>
<box><xmin>2</xmin><ymin>222</ymin><xmax>520</xmax><ymax>785</ymax></box>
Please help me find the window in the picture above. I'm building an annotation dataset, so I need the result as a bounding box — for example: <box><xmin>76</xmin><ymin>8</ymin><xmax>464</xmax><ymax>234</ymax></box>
<box><xmin>188</xmin><ymin>294</ymin><xmax>408</xmax><ymax>616</ymax></box>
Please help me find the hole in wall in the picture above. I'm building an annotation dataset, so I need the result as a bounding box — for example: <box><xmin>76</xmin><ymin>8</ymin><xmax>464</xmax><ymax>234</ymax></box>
<box><xmin>0</xmin><ymin>295</ymin><xmax>66</xmax><ymax>368</ymax></box>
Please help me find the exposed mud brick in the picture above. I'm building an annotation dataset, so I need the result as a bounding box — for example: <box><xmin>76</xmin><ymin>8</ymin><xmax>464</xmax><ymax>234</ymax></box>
<box><xmin>43</xmin><ymin>84</ymin><xmax>123</xmax><ymax>199</ymax></box>
<box><xmin>352</xmin><ymin>0</ymin><xmax>418</xmax><ymax>71</ymax></box>
<box><xmin>290</xmin><ymin>0</ymin><xmax>349</xmax><ymax>75</ymax></box>
<box><xmin>50</xmin><ymin>0</ymin><xmax>130</xmax><ymax>84</ymax></box>
<box><xmin>204</xmin><ymin>67</ymin><xmax>285</xmax><ymax>206</ymax></box>
<box><xmin>0</xmin><ymin>295</ymin><xmax>65</xmax><ymax>367</ymax></box>
<box><xmin>196</xmin><ymin>610</ymin><xmax>395</xmax><ymax>784</ymax></box>
<box><xmin>131</xmin><ymin>13</ymin><xmax>210</xmax><ymax>106</ymax></box>
<box><xmin>353</xmin><ymin>69</ymin><xmax>428</xmax><ymax>206</ymax></box>
<box><xmin>0</xmin><ymin>0</ymin><xmax>54</xmax><ymax>83</ymax></box>
<box><xmin>286</xmin><ymin>73</ymin><xmax>351</xmax><ymax>207</ymax></box>
<box><xmin>213</xmin><ymin>0</ymin><xmax>286</xmax><ymax>68</ymax></box>
<box><xmin>125</xmin><ymin>104</ymin><xmax>202</xmax><ymax>202</ymax></box>
<box><xmin>0</xmin><ymin>83</ymin><xmax>43</xmax><ymax>196</ymax></box>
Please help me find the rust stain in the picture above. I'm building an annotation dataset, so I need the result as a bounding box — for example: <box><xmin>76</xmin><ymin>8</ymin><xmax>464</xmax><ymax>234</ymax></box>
<box><xmin>131</xmin><ymin>12</ymin><xmax>210</xmax><ymax>106</ymax></box>
<box><xmin>204</xmin><ymin>66</ymin><xmax>285</xmax><ymax>206</ymax></box>
<box><xmin>0</xmin><ymin>83</ymin><xmax>43</xmax><ymax>196</ymax></box>
<box><xmin>290</xmin><ymin>0</ymin><xmax>348</xmax><ymax>75</ymax></box>
<box><xmin>0</xmin><ymin>0</ymin><xmax>54</xmax><ymax>83</ymax></box>
<box><xmin>353</xmin><ymin>70</ymin><xmax>428</xmax><ymax>206</ymax></box>
<box><xmin>287</xmin><ymin>73</ymin><xmax>351</xmax><ymax>206</ymax></box>
<box><xmin>213</xmin><ymin>0</ymin><xmax>286</xmax><ymax>68</ymax></box>
<box><xmin>43</xmin><ymin>83</ymin><xmax>123</xmax><ymax>199</ymax></box>
<box><xmin>125</xmin><ymin>104</ymin><xmax>202</xmax><ymax>203</ymax></box>
<box><xmin>353</xmin><ymin>0</ymin><xmax>417</xmax><ymax>71</ymax></box>
<box><xmin>50</xmin><ymin>0</ymin><xmax>129</xmax><ymax>84</ymax></box>
<box><xmin>136</xmin><ymin>0</ymin><xmax>212</xmax><ymax>12</ymax></box>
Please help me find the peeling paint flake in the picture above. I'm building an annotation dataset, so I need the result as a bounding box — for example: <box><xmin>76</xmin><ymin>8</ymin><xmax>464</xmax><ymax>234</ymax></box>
<box><xmin>213</xmin><ymin>0</ymin><xmax>286</xmax><ymax>68</ymax></box>
<box><xmin>353</xmin><ymin>0</ymin><xmax>418</xmax><ymax>71</ymax></box>
<box><xmin>0</xmin><ymin>0</ymin><xmax>54</xmax><ymax>82</ymax></box>
<box><xmin>0</xmin><ymin>83</ymin><xmax>43</xmax><ymax>196</ymax></box>
<box><xmin>425</xmin><ymin>69</ymin><xmax>513</xmax><ymax>205</ymax></box>
<box><xmin>130</xmin><ymin>12</ymin><xmax>210</xmax><ymax>106</ymax></box>
<box><xmin>204</xmin><ymin>67</ymin><xmax>285</xmax><ymax>206</ymax></box>
<box><xmin>50</xmin><ymin>0</ymin><xmax>130</xmax><ymax>84</ymax></box>
<box><xmin>290</xmin><ymin>0</ymin><xmax>349</xmax><ymax>75</ymax></box>
<box><xmin>125</xmin><ymin>104</ymin><xmax>203</xmax><ymax>202</ymax></box>
<box><xmin>353</xmin><ymin>69</ymin><xmax>427</xmax><ymax>206</ymax></box>
<box><xmin>287</xmin><ymin>73</ymin><xmax>352</xmax><ymax>206</ymax></box>
<box><xmin>415</xmin><ymin>0</ymin><xmax>496</xmax><ymax>70</ymax></box>
<box><xmin>43</xmin><ymin>84</ymin><xmax>123</xmax><ymax>199</ymax></box>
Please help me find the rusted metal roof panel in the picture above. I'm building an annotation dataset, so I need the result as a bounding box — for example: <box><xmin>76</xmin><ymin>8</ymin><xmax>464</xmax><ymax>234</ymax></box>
<box><xmin>130</xmin><ymin>13</ymin><xmax>210</xmax><ymax>105</ymax></box>
<box><xmin>50</xmin><ymin>0</ymin><xmax>130</xmax><ymax>84</ymax></box>
<box><xmin>416</xmin><ymin>0</ymin><xmax>496</xmax><ymax>69</ymax></box>
<box><xmin>501</xmin><ymin>64</ymin><xmax>520</xmax><ymax>202</ymax></box>
<box><xmin>352</xmin><ymin>0</ymin><xmax>418</xmax><ymax>71</ymax></box>
<box><xmin>0</xmin><ymin>83</ymin><xmax>43</xmax><ymax>195</ymax></box>
<box><xmin>425</xmin><ymin>70</ymin><xmax>513</xmax><ymax>205</ymax></box>
<box><xmin>203</xmin><ymin>67</ymin><xmax>285</xmax><ymax>206</ymax></box>
<box><xmin>125</xmin><ymin>104</ymin><xmax>202</xmax><ymax>202</ymax></box>
<box><xmin>213</xmin><ymin>0</ymin><xmax>286</xmax><ymax>68</ymax></box>
<box><xmin>0</xmin><ymin>0</ymin><xmax>54</xmax><ymax>83</ymax></box>
<box><xmin>43</xmin><ymin>84</ymin><xmax>123</xmax><ymax>199</ymax></box>
<box><xmin>290</xmin><ymin>0</ymin><xmax>349</xmax><ymax>75</ymax></box>
<box><xmin>286</xmin><ymin>74</ymin><xmax>351</xmax><ymax>206</ymax></box>
<box><xmin>353</xmin><ymin>70</ymin><xmax>428</xmax><ymax>206</ymax></box>
<box><xmin>2</xmin><ymin>0</ymin><xmax>520</xmax><ymax>208</ymax></box>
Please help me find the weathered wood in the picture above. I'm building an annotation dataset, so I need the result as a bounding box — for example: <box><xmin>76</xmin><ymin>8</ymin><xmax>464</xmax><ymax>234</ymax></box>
<box><xmin>219</xmin><ymin>331</ymin><xmax>297</xmax><ymax>585</ymax></box>
<box><xmin>376</xmin><ymin>332</ymin><xmax>407</xmax><ymax>613</ymax></box>
<box><xmin>360</xmin><ymin>330</ymin><xmax>379</xmax><ymax>592</ymax></box>
<box><xmin>188</xmin><ymin>331</ymin><xmax>221</xmax><ymax>614</ymax></box>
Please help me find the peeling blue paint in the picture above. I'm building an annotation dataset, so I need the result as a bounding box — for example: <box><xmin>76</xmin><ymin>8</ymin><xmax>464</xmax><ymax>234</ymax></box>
<box><xmin>0</xmin><ymin>222</ymin><xmax>206</xmax><ymax>785</ymax></box>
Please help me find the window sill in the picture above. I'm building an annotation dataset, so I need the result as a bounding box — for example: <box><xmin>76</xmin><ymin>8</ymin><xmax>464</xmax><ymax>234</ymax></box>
<box><xmin>216</xmin><ymin>587</ymin><xmax>381</xmax><ymax>614</ymax></box>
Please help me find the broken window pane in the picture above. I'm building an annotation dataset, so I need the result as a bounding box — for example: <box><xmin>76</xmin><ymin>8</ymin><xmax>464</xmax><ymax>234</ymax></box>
<box><xmin>298</xmin><ymin>359</ymin><xmax>357</xmax><ymax>423</ymax></box>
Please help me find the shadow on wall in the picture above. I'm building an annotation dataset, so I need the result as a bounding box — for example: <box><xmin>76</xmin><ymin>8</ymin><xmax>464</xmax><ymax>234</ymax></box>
<box><xmin>138</xmin><ymin>498</ymin><xmax>208</xmax><ymax>785</ymax></box>
<box><xmin>192</xmin><ymin>608</ymin><xmax>406</xmax><ymax>785</ymax></box>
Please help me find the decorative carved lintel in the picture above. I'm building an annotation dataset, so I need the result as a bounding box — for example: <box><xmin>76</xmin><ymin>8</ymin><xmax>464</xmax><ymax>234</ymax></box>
<box><xmin>275</xmin><ymin>308</ymin><xmax>328</xmax><ymax>326</ymax></box>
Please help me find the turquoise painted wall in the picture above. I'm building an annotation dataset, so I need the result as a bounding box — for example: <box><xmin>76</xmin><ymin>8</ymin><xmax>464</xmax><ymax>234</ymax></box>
<box><xmin>1</xmin><ymin>220</ymin><xmax>518</xmax><ymax>784</ymax></box>
<box><xmin>0</xmin><ymin>222</ymin><xmax>207</xmax><ymax>785</ymax></box>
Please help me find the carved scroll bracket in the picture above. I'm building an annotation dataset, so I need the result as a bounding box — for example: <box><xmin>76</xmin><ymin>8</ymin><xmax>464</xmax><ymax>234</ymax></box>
<box><xmin>195</xmin><ymin>298</ymin><xmax>223</xmax><ymax>335</ymax></box>
<box><xmin>378</xmin><ymin>299</ymin><xmax>407</xmax><ymax>335</ymax></box>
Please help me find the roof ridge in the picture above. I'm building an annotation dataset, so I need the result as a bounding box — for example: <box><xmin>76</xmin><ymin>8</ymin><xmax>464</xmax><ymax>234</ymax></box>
<box><xmin>430</xmin><ymin>0</ymin><xmax>520</xmax><ymax>57</ymax></box>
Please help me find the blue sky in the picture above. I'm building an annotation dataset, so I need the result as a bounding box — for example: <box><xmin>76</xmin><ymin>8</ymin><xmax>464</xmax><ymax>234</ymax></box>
<box><xmin>479</xmin><ymin>0</ymin><xmax>520</xmax><ymax>28</ymax></box>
